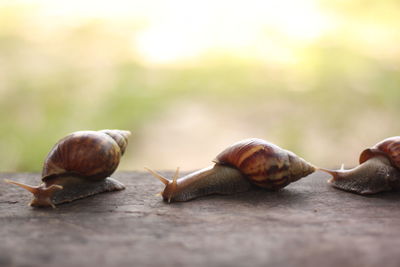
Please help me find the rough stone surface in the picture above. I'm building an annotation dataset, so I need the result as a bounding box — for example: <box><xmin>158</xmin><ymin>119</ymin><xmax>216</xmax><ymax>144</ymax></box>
<box><xmin>0</xmin><ymin>171</ymin><xmax>400</xmax><ymax>267</ymax></box>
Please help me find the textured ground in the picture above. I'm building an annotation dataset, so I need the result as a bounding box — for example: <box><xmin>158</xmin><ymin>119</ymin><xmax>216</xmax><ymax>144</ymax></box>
<box><xmin>0</xmin><ymin>171</ymin><xmax>399</xmax><ymax>267</ymax></box>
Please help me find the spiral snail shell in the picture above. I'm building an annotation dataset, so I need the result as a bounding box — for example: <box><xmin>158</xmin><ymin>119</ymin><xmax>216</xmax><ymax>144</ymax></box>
<box><xmin>320</xmin><ymin>136</ymin><xmax>400</xmax><ymax>194</ymax></box>
<box><xmin>146</xmin><ymin>138</ymin><xmax>316</xmax><ymax>202</ymax></box>
<box><xmin>5</xmin><ymin>129</ymin><xmax>131</xmax><ymax>208</ymax></box>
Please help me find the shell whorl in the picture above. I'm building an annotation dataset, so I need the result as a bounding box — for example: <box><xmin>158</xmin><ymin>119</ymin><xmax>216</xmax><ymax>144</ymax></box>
<box><xmin>42</xmin><ymin>130</ymin><xmax>130</xmax><ymax>181</ymax></box>
<box><xmin>100</xmin><ymin>130</ymin><xmax>131</xmax><ymax>155</ymax></box>
<box><xmin>359</xmin><ymin>136</ymin><xmax>400</xmax><ymax>170</ymax></box>
<box><xmin>214</xmin><ymin>138</ymin><xmax>315</xmax><ymax>190</ymax></box>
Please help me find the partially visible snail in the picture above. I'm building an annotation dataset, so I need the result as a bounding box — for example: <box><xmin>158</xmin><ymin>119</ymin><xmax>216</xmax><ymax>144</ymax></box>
<box><xmin>4</xmin><ymin>129</ymin><xmax>131</xmax><ymax>208</ymax></box>
<box><xmin>320</xmin><ymin>136</ymin><xmax>400</xmax><ymax>194</ymax></box>
<box><xmin>146</xmin><ymin>138</ymin><xmax>316</xmax><ymax>202</ymax></box>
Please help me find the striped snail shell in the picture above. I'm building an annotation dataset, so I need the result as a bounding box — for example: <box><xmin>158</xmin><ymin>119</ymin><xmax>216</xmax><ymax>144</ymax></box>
<box><xmin>5</xmin><ymin>130</ymin><xmax>131</xmax><ymax>208</ymax></box>
<box><xmin>359</xmin><ymin>136</ymin><xmax>400</xmax><ymax>168</ymax></box>
<box><xmin>321</xmin><ymin>136</ymin><xmax>400</xmax><ymax>194</ymax></box>
<box><xmin>146</xmin><ymin>138</ymin><xmax>316</xmax><ymax>203</ymax></box>
<box><xmin>215</xmin><ymin>138</ymin><xmax>316</xmax><ymax>190</ymax></box>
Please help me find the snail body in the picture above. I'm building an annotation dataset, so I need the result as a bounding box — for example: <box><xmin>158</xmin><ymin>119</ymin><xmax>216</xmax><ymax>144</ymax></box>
<box><xmin>320</xmin><ymin>136</ymin><xmax>400</xmax><ymax>194</ymax></box>
<box><xmin>5</xmin><ymin>129</ymin><xmax>130</xmax><ymax>208</ymax></box>
<box><xmin>146</xmin><ymin>138</ymin><xmax>316</xmax><ymax>202</ymax></box>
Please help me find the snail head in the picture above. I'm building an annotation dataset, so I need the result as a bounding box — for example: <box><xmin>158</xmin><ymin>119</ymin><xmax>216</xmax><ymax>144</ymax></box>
<box><xmin>145</xmin><ymin>167</ymin><xmax>180</xmax><ymax>203</ymax></box>
<box><xmin>4</xmin><ymin>179</ymin><xmax>63</xmax><ymax>208</ymax></box>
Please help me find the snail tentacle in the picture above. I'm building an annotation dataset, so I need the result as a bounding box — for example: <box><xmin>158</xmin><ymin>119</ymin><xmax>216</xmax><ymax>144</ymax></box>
<box><xmin>168</xmin><ymin>167</ymin><xmax>180</xmax><ymax>203</ymax></box>
<box><xmin>4</xmin><ymin>179</ymin><xmax>41</xmax><ymax>195</ymax></box>
<box><xmin>144</xmin><ymin>167</ymin><xmax>169</xmax><ymax>185</ymax></box>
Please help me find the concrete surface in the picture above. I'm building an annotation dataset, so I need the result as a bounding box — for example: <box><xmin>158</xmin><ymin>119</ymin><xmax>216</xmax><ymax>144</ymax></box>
<box><xmin>0</xmin><ymin>171</ymin><xmax>399</xmax><ymax>267</ymax></box>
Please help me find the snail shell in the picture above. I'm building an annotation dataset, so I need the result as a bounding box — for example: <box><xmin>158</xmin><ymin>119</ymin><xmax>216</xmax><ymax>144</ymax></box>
<box><xmin>359</xmin><ymin>136</ymin><xmax>400</xmax><ymax>169</ymax></box>
<box><xmin>321</xmin><ymin>136</ymin><xmax>400</xmax><ymax>194</ymax></box>
<box><xmin>214</xmin><ymin>138</ymin><xmax>315</xmax><ymax>190</ymax></box>
<box><xmin>42</xmin><ymin>130</ymin><xmax>129</xmax><ymax>181</ymax></box>
<box><xmin>146</xmin><ymin>138</ymin><xmax>316</xmax><ymax>202</ymax></box>
<box><xmin>5</xmin><ymin>129</ymin><xmax>131</xmax><ymax>208</ymax></box>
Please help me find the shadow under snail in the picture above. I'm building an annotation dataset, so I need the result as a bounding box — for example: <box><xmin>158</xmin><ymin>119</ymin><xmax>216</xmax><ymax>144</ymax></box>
<box><xmin>320</xmin><ymin>136</ymin><xmax>400</xmax><ymax>195</ymax></box>
<box><xmin>4</xmin><ymin>129</ymin><xmax>131</xmax><ymax>208</ymax></box>
<box><xmin>146</xmin><ymin>138</ymin><xmax>316</xmax><ymax>202</ymax></box>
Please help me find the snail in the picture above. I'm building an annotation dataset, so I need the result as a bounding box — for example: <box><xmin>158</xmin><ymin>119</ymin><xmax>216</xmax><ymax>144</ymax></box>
<box><xmin>4</xmin><ymin>129</ymin><xmax>131</xmax><ymax>208</ymax></box>
<box><xmin>320</xmin><ymin>136</ymin><xmax>400</xmax><ymax>194</ymax></box>
<box><xmin>145</xmin><ymin>138</ymin><xmax>316</xmax><ymax>202</ymax></box>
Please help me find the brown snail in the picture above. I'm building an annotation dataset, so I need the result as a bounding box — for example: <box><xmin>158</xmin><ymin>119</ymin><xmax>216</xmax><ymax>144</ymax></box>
<box><xmin>4</xmin><ymin>129</ymin><xmax>131</xmax><ymax>208</ymax></box>
<box><xmin>320</xmin><ymin>136</ymin><xmax>400</xmax><ymax>194</ymax></box>
<box><xmin>146</xmin><ymin>138</ymin><xmax>316</xmax><ymax>202</ymax></box>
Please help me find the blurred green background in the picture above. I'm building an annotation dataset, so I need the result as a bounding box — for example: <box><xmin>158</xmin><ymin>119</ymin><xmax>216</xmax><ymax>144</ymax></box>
<box><xmin>1</xmin><ymin>0</ymin><xmax>399</xmax><ymax>172</ymax></box>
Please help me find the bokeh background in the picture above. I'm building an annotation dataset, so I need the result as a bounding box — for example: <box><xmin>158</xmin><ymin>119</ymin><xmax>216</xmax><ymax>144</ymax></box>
<box><xmin>1</xmin><ymin>0</ymin><xmax>399</xmax><ymax>172</ymax></box>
